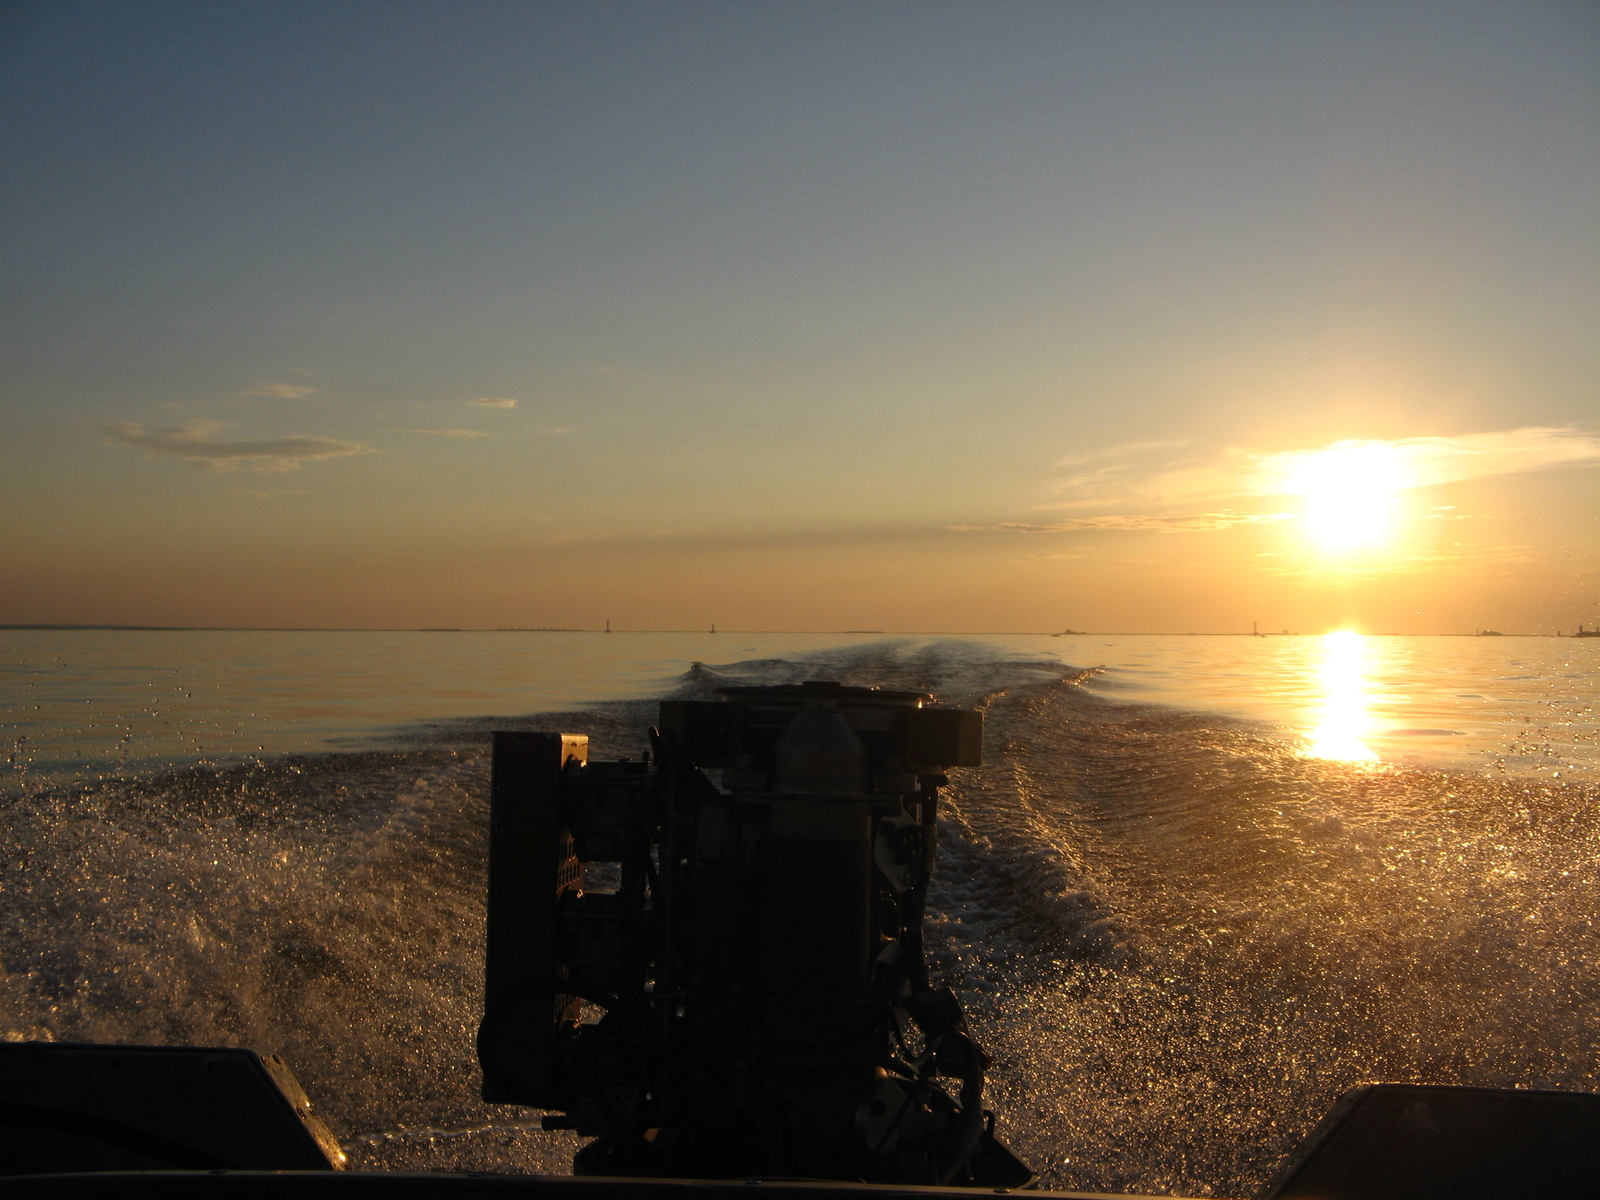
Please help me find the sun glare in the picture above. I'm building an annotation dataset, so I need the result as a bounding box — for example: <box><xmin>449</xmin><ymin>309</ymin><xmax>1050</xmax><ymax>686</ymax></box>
<box><xmin>1305</xmin><ymin>630</ymin><xmax>1377</xmax><ymax>762</ymax></box>
<box><xmin>1281</xmin><ymin>442</ymin><xmax>1408</xmax><ymax>553</ymax></box>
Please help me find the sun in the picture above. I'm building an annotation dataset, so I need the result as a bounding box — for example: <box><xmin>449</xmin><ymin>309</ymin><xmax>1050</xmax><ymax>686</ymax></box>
<box><xmin>1279</xmin><ymin>441</ymin><xmax>1409</xmax><ymax>553</ymax></box>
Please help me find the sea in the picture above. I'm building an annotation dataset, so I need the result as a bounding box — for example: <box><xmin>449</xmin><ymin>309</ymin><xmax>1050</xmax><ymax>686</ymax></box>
<box><xmin>2</xmin><ymin>629</ymin><xmax>1597</xmax><ymax>1195</ymax></box>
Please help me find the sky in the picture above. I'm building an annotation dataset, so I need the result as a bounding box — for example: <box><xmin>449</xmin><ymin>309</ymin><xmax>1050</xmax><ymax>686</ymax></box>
<box><xmin>1</xmin><ymin>0</ymin><xmax>1596</xmax><ymax>634</ymax></box>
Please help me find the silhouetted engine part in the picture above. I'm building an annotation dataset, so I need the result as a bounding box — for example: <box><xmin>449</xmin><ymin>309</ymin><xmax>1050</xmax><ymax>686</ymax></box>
<box><xmin>476</xmin><ymin>681</ymin><xmax>1032</xmax><ymax>1187</ymax></box>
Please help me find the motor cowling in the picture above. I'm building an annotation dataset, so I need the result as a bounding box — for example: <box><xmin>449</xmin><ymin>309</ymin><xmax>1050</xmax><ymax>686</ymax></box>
<box><xmin>477</xmin><ymin>681</ymin><xmax>1030</xmax><ymax>1187</ymax></box>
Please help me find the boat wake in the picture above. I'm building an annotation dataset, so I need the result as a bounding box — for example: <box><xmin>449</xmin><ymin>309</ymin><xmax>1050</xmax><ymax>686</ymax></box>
<box><xmin>3</xmin><ymin>639</ymin><xmax>1597</xmax><ymax>1195</ymax></box>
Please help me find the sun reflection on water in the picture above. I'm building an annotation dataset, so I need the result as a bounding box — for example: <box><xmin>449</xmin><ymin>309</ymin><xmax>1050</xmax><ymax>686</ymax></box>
<box><xmin>1305</xmin><ymin>630</ymin><xmax>1378</xmax><ymax>762</ymax></box>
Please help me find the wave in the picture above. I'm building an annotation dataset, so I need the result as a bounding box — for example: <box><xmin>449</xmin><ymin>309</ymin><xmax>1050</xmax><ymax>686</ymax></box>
<box><xmin>2</xmin><ymin>639</ymin><xmax>1597</xmax><ymax>1194</ymax></box>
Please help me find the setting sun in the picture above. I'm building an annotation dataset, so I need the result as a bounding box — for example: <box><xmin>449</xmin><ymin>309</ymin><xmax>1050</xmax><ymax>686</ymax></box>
<box><xmin>1280</xmin><ymin>442</ymin><xmax>1409</xmax><ymax>553</ymax></box>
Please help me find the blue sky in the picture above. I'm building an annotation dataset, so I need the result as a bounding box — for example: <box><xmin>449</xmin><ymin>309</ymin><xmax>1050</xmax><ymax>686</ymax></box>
<box><xmin>2</xmin><ymin>1</ymin><xmax>1596</xmax><ymax>631</ymax></box>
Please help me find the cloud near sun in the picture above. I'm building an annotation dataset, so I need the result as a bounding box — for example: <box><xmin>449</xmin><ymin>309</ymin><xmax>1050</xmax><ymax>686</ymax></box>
<box><xmin>99</xmin><ymin>419</ymin><xmax>373</xmax><ymax>472</ymax></box>
<box><xmin>1053</xmin><ymin>426</ymin><xmax>1596</xmax><ymax>507</ymax></box>
<box><xmin>1251</xmin><ymin>427</ymin><xmax>1600</xmax><ymax>496</ymax></box>
<box><xmin>961</xmin><ymin>426</ymin><xmax>1600</xmax><ymax>535</ymax></box>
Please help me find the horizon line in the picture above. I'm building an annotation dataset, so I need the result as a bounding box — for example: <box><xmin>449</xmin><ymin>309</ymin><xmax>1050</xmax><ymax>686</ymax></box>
<box><xmin>0</xmin><ymin>624</ymin><xmax>1569</xmax><ymax>637</ymax></box>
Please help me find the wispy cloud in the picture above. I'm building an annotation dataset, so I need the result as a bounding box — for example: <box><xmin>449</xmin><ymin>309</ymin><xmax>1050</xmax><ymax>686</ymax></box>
<box><xmin>245</xmin><ymin>383</ymin><xmax>318</xmax><ymax>399</ymax></box>
<box><xmin>1043</xmin><ymin>441</ymin><xmax>1196</xmax><ymax>506</ymax></box>
<box><xmin>100</xmin><ymin>420</ymin><xmax>373</xmax><ymax>471</ymax></box>
<box><xmin>958</xmin><ymin>511</ymin><xmax>1293</xmax><ymax>534</ymax></box>
<box><xmin>1253</xmin><ymin>427</ymin><xmax>1600</xmax><ymax>494</ymax></box>
<box><xmin>1043</xmin><ymin>426</ymin><xmax>1600</xmax><ymax>510</ymax></box>
<box><xmin>393</xmin><ymin>426</ymin><xmax>572</xmax><ymax>437</ymax></box>
<box><xmin>1053</xmin><ymin>439</ymin><xmax>1188</xmax><ymax>467</ymax></box>
<box><xmin>469</xmin><ymin>397</ymin><xmax>518</xmax><ymax>409</ymax></box>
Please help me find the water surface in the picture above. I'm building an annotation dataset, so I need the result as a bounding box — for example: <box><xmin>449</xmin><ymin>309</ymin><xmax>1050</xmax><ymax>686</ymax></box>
<box><xmin>4</xmin><ymin>630</ymin><xmax>1595</xmax><ymax>797</ymax></box>
<box><xmin>2</xmin><ymin>633</ymin><xmax>1597</xmax><ymax>1195</ymax></box>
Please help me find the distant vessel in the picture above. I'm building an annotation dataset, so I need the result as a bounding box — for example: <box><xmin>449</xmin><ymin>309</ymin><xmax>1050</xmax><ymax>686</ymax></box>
<box><xmin>604</xmin><ymin>618</ymin><xmax>611</xmax><ymax>633</ymax></box>
<box><xmin>1051</xmin><ymin>629</ymin><xmax>1086</xmax><ymax>636</ymax></box>
<box><xmin>1477</xmin><ymin>630</ymin><xmax>1503</xmax><ymax>637</ymax></box>
<box><xmin>1577</xmin><ymin>624</ymin><xmax>1600</xmax><ymax>638</ymax></box>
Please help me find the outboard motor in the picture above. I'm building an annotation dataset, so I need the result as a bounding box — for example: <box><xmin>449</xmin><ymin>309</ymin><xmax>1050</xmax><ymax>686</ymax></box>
<box><xmin>476</xmin><ymin>681</ymin><xmax>1032</xmax><ymax>1186</ymax></box>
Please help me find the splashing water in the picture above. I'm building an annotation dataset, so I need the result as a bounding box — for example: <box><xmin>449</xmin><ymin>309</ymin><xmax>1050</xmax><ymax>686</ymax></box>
<box><xmin>2</xmin><ymin>636</ymin><xmax>1598</xmax><ymax>1194</ymax></box>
